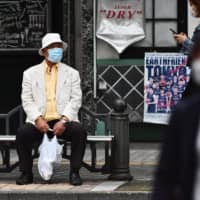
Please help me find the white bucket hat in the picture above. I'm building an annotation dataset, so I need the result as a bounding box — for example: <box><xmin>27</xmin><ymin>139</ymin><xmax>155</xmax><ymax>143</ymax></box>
<box><xmin>39</xmin><ymin>33</ymin><xmax>68</xmax><ymax>56</ymax></box>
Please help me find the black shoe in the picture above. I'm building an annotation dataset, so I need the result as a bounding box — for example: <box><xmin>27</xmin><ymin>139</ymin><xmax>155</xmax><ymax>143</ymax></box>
<box><xmin>69</xmin><ymin>171</ymin><xmax>82</xmax><ymax>186</ymax></box>
<box><xmin>16</xmin><ymin>172</ymin><xmax>33</xmax><ymax>185</ymax></box>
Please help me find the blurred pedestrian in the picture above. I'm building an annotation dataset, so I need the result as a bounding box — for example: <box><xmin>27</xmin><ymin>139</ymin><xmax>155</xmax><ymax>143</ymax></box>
<box><xmin>183</xmin><ymin>39</ymin><xmax>200</xmax><ymax>97</ymax></box>
<box><xmin>173</xmin><ymin>0</ymin><xmax>200</xmax><ymax>98</ymax></box>
<box><xmin>174</xmin><ymin>0</ymin><xmax>200</xmax><ymax>56</ymax></box>
<box><xmin>152</xmin><ymin>50</ymin><xmax>200</xmax><ymax>199</ymax></box>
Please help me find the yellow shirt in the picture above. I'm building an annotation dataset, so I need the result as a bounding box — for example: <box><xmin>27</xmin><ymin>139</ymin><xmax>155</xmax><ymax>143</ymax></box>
<box><xmin>44</xmin><ymin>62</ymin><xmax>60</xmax><ymax>121</ymax></box>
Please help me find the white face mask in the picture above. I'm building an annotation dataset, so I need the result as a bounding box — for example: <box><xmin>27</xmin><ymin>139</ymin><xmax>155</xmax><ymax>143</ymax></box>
<box><xmin>192</xmin><ymin>59</ymin><xmax>200</xmax><ymax>85</ymax></box>
<box><xmin>189</xmin><ymin>5</ymin><xmax>198</xmax><ymax>17</ymax></box>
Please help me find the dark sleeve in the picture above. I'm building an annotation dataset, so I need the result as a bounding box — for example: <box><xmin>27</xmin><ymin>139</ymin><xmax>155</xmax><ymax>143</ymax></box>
<box><xmin>182</xmin><ymin>78</ymin><xmax>200</xmax><ymax>99</ymax></box>
<box><xmin>181</xmin><ymin>38</ymin><xmax>194</xmax><ymax>55</ymax></box>
<box><xmin>181</xmin><ymin>27</ymin><xmax>200</xmax><ymax>55</ymax></box>
<box><xmin>152</xmin><ymin>107</ymin><xmax>182</xmax><ymax>200</ymax></box>
<box><xmin>192</xmin><ymin>28</ymin><xmax>200</xmax><ymax>43</ymax></box>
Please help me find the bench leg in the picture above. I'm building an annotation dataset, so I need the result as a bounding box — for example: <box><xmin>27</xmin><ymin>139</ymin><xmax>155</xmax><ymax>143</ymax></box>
<box><xmin>105</xmin><ymin>142</ymin><xmax>109</xmax><ymax>165</ymax></box>
<box><xmin>62</xmin><ymin>142</ymin><xmax>70</xmax><ymax>159</ymax></box>
<box><xmin>0</xmin><ymin>144</ymin><xmax>10</xmax><ymax>168</ymax></box>
<box><xmin>0</xmin><ymin>146</ymin><xmax>6</xmax><ymax>166</ymax></box>
<box><xmin>90</xmin><ymin>143</ymin><xmax>97</xmax><ymax>170</ymax></box>
<box><xmin>0</xmin><ymin>143</ymin><xmax>19</xmax><ymax>173</ymax></box>
<box><xmin>101</xmin><ymin>142</ymin><xmax>111</xmax><ymax>174</ymax></box>
<box><xmin>4</xmin><ymin>146</ymin><xmax>10</xmax><ymax>169</ymax></box>
<box><xmin>32</xmin><ymin>144</ymin><xmax>39</xmax><ymax>159</ymax></box>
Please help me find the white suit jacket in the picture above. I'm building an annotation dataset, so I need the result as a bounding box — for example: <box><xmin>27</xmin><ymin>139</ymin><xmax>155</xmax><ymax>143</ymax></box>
<box><xmin>21</xmin><ymin>61</ymin><xmax>82</xmax><ymax>125</ymax></box>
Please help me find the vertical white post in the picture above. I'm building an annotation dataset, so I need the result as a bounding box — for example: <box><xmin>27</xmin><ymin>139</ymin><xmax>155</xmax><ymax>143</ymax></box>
<box><xmin>93</xmin><ymin>0</ymin><xmax>97</xmax><ymax>98</ymax></box>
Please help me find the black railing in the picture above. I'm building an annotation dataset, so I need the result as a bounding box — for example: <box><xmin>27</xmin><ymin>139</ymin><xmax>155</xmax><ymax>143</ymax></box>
<box><xmin>0</xmin><ymin>105</ymin><xmax>24</xmax><ymax>135</ymax></box>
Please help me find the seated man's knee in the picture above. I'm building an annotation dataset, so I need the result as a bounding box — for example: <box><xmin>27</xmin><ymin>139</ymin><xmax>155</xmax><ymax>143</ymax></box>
<box><xmin>16</xmin><ymin>128</ymin><xmax>26</xmax><ymax>142</ymax></box>
<box><xmin>71</xmin><ymin>122</ymin><xmax>87</xmax><ymax>139</ymax></box>
<box><xmin>16</xmin><ymin>124</ymin><xmax>32</xmax><ymax>142</ymax></box>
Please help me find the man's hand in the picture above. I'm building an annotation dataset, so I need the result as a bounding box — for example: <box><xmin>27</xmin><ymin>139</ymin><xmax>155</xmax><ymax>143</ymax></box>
<box><xmin>35</xmin><ymin>117</ymin><xmax>49</xmax><ymax>133</ymax></box>
<box><xmin>174</xmin><ymin>33</ymin><xmax>188</xmax><ymax>44</ymax></box>
<box><xmin>53</xmin><ymin>121</ymin><xmax>66</xmax><ymax>136</ymax></box>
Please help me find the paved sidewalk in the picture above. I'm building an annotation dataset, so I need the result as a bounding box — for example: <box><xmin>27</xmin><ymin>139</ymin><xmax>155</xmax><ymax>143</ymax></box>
<box><xmin>8</xmin><ymin>142</ymin><xmax>160</xmax><ymax>166</ymax></box>
<box><xmin>0</xmin><ymin>143</ymin><xmax>160</xmax><ymax>199</ymax></box>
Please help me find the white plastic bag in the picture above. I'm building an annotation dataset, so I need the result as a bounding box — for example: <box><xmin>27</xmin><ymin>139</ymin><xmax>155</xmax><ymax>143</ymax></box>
<box><xmin>38</xmin><ymin>134</ymin><xmax>63</xmax><ymax>181</ymax></box>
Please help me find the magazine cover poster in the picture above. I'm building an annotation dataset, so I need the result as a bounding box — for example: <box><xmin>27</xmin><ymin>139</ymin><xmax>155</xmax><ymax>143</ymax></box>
<box><xmin>144</xmin><ymin>53</ymin><xmax>190</xmax><ymax>124</ymax></box>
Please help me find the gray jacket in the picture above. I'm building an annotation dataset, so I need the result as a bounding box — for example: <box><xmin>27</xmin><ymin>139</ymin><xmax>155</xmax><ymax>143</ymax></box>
<box><xmin>181</xmin><ymin>24</ymin><xmax>200</xmax><ymax>55</ymax></box>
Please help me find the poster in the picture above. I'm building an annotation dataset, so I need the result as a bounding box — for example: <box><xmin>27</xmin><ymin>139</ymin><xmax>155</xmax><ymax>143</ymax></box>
<box><xmin>96</xmin><ymin>0</ymin><xmax>145</xmax><ymax>54</ymax></box>
<box><xmin>144</xmin><ymin>53</ymin><xmax>190</xmax><ymax>124</ymax></box>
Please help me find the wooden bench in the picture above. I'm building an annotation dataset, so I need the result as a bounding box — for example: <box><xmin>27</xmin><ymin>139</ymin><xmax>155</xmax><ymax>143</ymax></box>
<box><xmin>0</xmin><ymin>135</ymin><xmax>18</xmax><ymax>172</ymax></box>
<box><xmin>0</xmin><ymin>135</ymin><xmax>114</xmax><ymax>173</ymax></box>
<box><xmin>0</xmin><ymin>105</ymin><xmax>114</xmax><ymax>173</ymax></box>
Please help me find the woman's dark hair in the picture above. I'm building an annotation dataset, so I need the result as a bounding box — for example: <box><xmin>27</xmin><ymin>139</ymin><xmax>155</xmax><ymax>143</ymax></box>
<box><xmin>190</xmin><ymin>0</ymin><xmax>200</xmax><ymax>16</ymax></box>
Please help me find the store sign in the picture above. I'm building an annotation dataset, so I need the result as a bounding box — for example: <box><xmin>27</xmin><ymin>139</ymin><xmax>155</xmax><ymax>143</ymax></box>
<box><xmin>144</xmin><ymin>53</ymin><xmax>190</xmax><ymax>125</ymax></box>
<box><xmin>96</xmin><ymin>0</ymin><xmax>145</xmax><ymax>54</ymax></box>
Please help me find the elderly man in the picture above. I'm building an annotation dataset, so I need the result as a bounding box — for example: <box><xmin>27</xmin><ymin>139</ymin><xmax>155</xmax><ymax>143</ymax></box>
<box><xmin>16</xmin><ymin>33</ymin><xmax>86</xmax><ymax>185</ymax></box>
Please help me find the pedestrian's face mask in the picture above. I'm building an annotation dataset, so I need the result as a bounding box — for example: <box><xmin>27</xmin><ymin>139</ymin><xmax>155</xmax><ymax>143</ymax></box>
<box><xmin>192</xmin><ymin>59</ymin><xmax>200</xmax><ymax>85</ymax></box>
<box><xmin>47</xmin><ymin>48</ymin><xmax>63</xmax><ymax>63</ymax></box>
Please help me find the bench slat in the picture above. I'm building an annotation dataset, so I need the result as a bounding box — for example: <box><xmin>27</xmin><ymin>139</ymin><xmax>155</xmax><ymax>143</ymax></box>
<box><xmin>87</xmin><ymin>135</ymin><xmax>114</xmax><ymax>142</ymax></box>
<box><xmin>0</xmin><ymin>136</ymin><xmax>16</xmax><ymax>141</ymax></box>
<box><xmin>0</xmin><ymin>135</ymin><xmax>114</xmax><ymax>142</ymax></box>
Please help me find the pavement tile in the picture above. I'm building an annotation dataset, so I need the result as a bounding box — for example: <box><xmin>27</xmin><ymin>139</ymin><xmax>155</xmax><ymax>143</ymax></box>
<box><xmin>35</xmin><ymin>183</ymin><xmax>74</xmax><ymax>192</ymax></box>
<box><xmin>0</xmin><ymin>184</ymin><xmax>27</xmax><ymax>191</ymax></box>
<box><xmin>91</xmin><ymin>181</ymin><xmax>126</xmax><ymax>192</ymax></box>
<box><xmin>8</xmin><ymin>145</ymin><xmax>160</xmax><ymax>165</ymax></box>
<box><xmin>0</xmin><ymin>184</ymin><xmax>8</xmax><ymax>189</ymax></box>
<box><xmin>23</xmin><ymin>184</ymin><xmax>41</xmax><ymax>191</ymax></box>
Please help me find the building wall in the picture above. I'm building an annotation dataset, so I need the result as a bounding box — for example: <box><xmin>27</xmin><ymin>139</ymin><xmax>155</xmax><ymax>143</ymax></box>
<box><xmin>61</xmin><ymin>1</ymin><xmax>198</xmax><ymax>124</ymax></box>
<box><xmin>81</xmin><ymin>0</ymin><xmax>95</xmax><ymax>109</ymax></box>
<box><xmin>62</xmin><ymin>0</ymin><xmax>95</xmax><ymax>110</ymax></box>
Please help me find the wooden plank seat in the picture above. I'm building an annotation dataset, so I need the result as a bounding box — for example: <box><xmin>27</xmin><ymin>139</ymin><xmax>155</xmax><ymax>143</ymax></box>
<box><xmin>0</xmin><ymin>135</ymin><xmax>114</xmax><ymax>142</ymax></box>
<box><xmin>0</xmin><ymin>135</ymin><xmax>16</xmax><ymax>141</ymax></box>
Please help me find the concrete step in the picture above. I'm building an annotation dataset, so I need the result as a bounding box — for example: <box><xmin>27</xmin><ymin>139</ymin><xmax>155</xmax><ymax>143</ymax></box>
<box><xmin>0</xmin><ymin>143</ymin><xmax>158</xmax><ymax>200</ymax></box>
<box><xmin>0</xmin><ymin>191</ymin><xmax>151</xmax><ymax>200</ymax></box>
<box><xmin>0</xmin><ymin>164</ymin><xmax>154</xmax><ymax>200</ymax></box>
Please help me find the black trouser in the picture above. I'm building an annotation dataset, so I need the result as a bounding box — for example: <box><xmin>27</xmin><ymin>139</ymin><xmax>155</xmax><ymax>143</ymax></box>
<box><xmin>16</xmin><ymin>120</ymin><xmax>87</xmax><ymax>174</ymax></box>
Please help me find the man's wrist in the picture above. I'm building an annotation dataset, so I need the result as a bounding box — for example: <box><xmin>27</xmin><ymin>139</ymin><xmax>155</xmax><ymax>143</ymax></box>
<box><xmin>35</xmin><ymin>115</ymin><xmax>44</xmax><ymax>123</ymax></box>
<box><xmin>60</xmin><ymin>116</ymin><xmax>69</xmax><ymax>126</ymax></box>
<box><xmin>60</xmin><ymin>115</ymin><xmax>70</xmax><ymax>122</ymax></box>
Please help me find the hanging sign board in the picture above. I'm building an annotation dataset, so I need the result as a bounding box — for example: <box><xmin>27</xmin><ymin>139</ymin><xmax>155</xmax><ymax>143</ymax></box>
<box><xmin>96</xmin><ymin>0</ymin><xmax>145</xmax><ymax>54</ymax></box>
